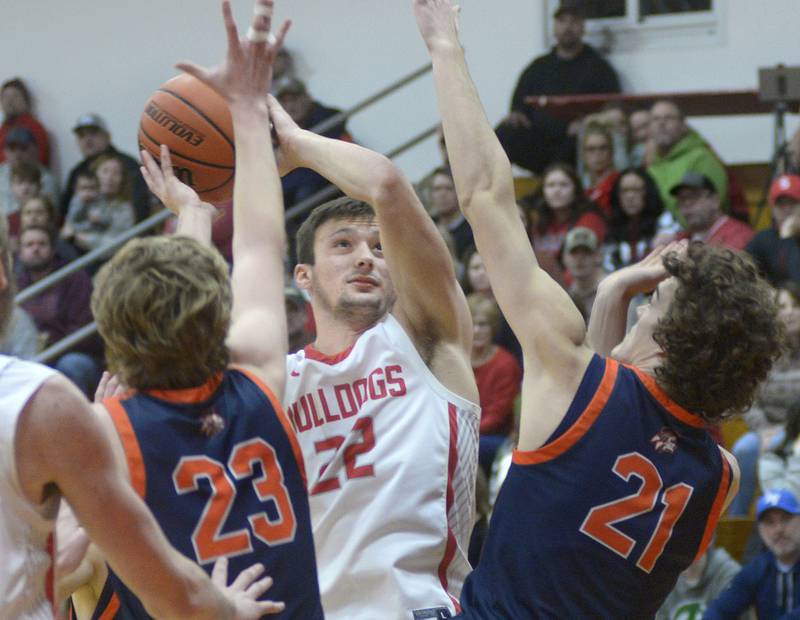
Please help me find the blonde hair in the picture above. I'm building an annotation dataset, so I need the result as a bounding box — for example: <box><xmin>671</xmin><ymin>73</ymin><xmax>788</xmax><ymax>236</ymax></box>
<box><xmin>466</xmin><ymin>293</ymin><xmax>501</xmax><ymax>337</ymax></box>
<box><xmin>92</xmin><ymin>236</ymin><xmax>232</xmax><ymax>390</ymax></box>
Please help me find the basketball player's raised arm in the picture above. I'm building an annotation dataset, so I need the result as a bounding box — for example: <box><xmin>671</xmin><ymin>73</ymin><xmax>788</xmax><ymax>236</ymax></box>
<box><xmin>268</xmin><ymin>96</ymin><xmax>471</xmax><ymax>352</ymax></box>
<box><xmin>178</xmin><ymin>0</ymin><xmax>291</xmax><ymax>395</ymax></box>
<box><xmin>587</xmin><ymin>241</ymin><xmax>686</xmax><ymax>356</ymax></box>
<box><xmin>414</xmin><ymin>0</ymin><xmax>587</xmax><ymax>376</ymax></box>
<box><xmin>16</xmin><ymin>375</ymin><xmax>279</xmax><ymax>620</ymax></box>
<box><xmin>141</xmin><ymin>144</ymin><xmax>217</xmax><ymax>247</ymax></box>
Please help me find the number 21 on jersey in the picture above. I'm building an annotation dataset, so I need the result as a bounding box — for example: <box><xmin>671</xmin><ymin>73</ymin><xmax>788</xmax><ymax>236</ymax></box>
<box><xmin>579</xmin><ymin>452</ymin><xmax>694</xmax><ymax>573</ymax></box>
<box><xmin>173</xmin><ymin>438</ymin><xmax>298</xmax><ymax>565</ymax></box>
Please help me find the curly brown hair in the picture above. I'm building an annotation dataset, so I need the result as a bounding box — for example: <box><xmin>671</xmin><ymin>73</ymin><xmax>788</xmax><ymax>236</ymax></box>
<box><xmin>92</xmin><ymin>236</ymin><xmax>231</xmax><ymax>390</ymax></box>
<box><xmin>653</xmin><ymin>242</ymin><xmax>784</xmax><ymax>422</ymax></box>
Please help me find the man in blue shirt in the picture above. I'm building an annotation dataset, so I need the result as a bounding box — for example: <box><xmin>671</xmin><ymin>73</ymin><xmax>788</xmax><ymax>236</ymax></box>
<box><xmin>705</xmin><ymin>489</ymin><xmax>800</xmax><ymax>619</ymax></box>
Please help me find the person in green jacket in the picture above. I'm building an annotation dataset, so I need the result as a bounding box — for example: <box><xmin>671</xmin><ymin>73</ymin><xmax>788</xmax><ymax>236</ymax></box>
<box><xmin>647</xmin><ymin>100</ymin><xmax>729</xmax><ymax>226</ymax></box>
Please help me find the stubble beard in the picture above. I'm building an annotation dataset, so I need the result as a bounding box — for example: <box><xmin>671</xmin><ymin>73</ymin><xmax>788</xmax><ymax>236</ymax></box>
<box><xmin>312</xmin><ymin>273</ymin><xmax>395</xmax><ymax>331</ymax></box>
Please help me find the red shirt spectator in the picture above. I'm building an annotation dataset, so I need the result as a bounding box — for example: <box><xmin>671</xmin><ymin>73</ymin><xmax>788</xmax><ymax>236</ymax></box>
<box><xmin>474</xmin><ymin>346</ymin><xmax>522</xmax><ymax>436</ymax></box>
<box><xmin>0</xmin><ymin>78</ymin><xmax>50</xmax><ymax>167</ymax></box>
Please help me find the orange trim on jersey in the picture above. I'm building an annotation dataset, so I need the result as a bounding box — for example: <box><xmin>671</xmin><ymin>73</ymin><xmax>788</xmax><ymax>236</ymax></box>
<box><xmin>97</xmin><ymin>593</ymin><xmax>121</xmax><ymax>620</ymax></box>
<box><xmin>629</xmin><ymin>366</ymin><xmax>705</xmax><ymax>429</ymax></box>
<box><xmin>146</xmin><ymin>373</ymin><xmax>224</xmax><ymax>404</ymax></box>
<box><xmin>693</xmin><ymin>448</ymin><xmax>732</xmax><ymax>562</ymax></box>
<box><xmin>303</xmin><ymin>343</ymin><xmax>356</xmax><ymax>365</ymax></box>
<box><xmin>231</xmin><ymin>365</ymin><xmax>308</xmax><ymax>487</ymax></box>
<box><xmin>104</xmin><ymin>398</ymin><xmax>147</xmax><ymax>499</ymax></box>
<box><xmin>513</xmin><ymin>358</ymin><xmax>619</xmax><ymax>466</ymax></box>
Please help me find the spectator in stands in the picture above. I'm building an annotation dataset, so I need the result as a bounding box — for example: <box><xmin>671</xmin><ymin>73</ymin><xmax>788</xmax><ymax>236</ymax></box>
<box><xmin>747</xmin><ymin>174</ymin><xmax>800</xmax><ymax>285</ymax></box>
<box><xmin>495</xmin><ymin>0</ymin><xmax>621</xmax><ymax>174</ymax></box>
<box><xmin>0</xmin><ymin>127</ymin><xmax>58</xmax><ymax>222</ymax></box>
<box><xmin>60</xmin><ymin>113</ymin><xmax>149</xmax><ymax>222</ymax></box>
<box><xmin>603</xmin><ymin>167</ymin><xmax>664</xmax><ymax>271</ymax></box>
<box><xmin>581</xmin><ymin>121</ymin><xmax>619</xmax><ymax>216</ymax></box>
<box><xmin>0</xmin><ymin>78</ymin><xmax>50</xmax><ymax>167</ymax></box>
<box><xmin>656</xmin><ymin>545</ymin><xmax>741</xmax><ymax>620</ymax></box>
<box><xmin>628</xmin><ymin>108</ymin><xmax>651</xmax><ymax>167</ymax></box>
<box><xmin>467</xmin><ymin>293</ymin><xmax>521</xmax><ymax>476</ymax></box>
<box><xmin>705</xmin><ymin>489</ymin><xmax>800</xmax><ymax>619</ymax></box>
<box><xmin>759</xmin><ymin>399</ymin><xmax>800</xmax><ymax>501</ymax></box>
<box><xmin>430</xmin><ymin>167</ymin><xmax>474</xmax><ymax>260</ymax></box>
<box><xmin>271</xmin><ymin>47</ymin><xmax>296</xmax><ymax>95</ymax></box>
<box><xmin>277</xmin><ymin>78</ymin><xmax>350</xmax><ymax>208</ymax></box>
<box><xmin>529</xmin><ymin>162</ymin><xmax>605</xmax><ymax>285</ymax></box>
<box><xmin>0</xmin><ymin>305</ymin><xmax>40</xmax><ymax>361</ymax></box>
<box><xmin>463</xmin><ymin>248</ymin><xmax>521</xmax><ymax>364</ymax></box>
<box><xmin>63</xmin><ymin>154</ymin><xmax>135</xmax><ymax>254</ymax></box>
<box><xmin>286</xmin><ymin>287</ymin><xmax>313</xmax><ymax>354</ymax></box>
<box><xmin>729</xmin><ymin>281</ymin><xmax>800</xmax><ymax>516</ymax></box>
<box><xmin>562</xmin><ymin>227</ymin><xmax>608</xmax><ymax>321</ymax></box>
<box><xmin>416</xmin><ymin>126</ymin><xmax>449</xmax><ymax>215</ymax></box>
<box><xmin>16</xmin><ymin>224</ymin><xmax>102</xmax><ymax>395</ymax></box>
<box><xmin>647</xmin><ymin>100</ymin><xmax>728</xmax><ymax>228</ymax></box>
<box><xmin>669</xmin><ymin>171</ymin><xmax>753</xmax><ymax>250</ymax></box>
<box><xmin>18</xmin><ymin>196</ymin><xmax>78</xmax><ymax>263</ymax></box>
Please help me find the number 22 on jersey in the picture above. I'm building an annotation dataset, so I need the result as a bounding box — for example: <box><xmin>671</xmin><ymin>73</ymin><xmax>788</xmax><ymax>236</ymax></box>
<box><xmin>173</xmin><ymin>438</ymin><xmax>298</xmax><ymax>564</ymax></box>
<box><xmin>579</xmin><ymin>452</ymin><xmax>694</xmax><ymax>573</ymax></box>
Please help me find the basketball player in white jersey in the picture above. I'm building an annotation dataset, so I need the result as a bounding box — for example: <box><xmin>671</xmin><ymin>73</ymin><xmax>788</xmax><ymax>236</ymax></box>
<box><xmin>267</xmin><ymin>93</ymin><xmax>480</xmax><ymax>618</ymax></box>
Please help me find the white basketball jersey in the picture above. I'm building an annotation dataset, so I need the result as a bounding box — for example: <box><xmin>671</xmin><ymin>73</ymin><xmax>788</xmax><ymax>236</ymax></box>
<box><xmin>285</xmin><ymin>314</ymin><xmax>480</xmax><ymax>620</ymax></box>
<box><xmin>0</xmin><ymin>355</ymin><xmax>58</xmax><ymax>620</ymax></box>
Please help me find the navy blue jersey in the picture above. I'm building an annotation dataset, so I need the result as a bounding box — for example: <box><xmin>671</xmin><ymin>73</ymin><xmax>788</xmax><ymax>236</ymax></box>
<box><xmin>93</xmin><ymin>367</ymin><xmax>323</xmax><ymax>620</ymax></box>
<box><xmin>460</xmin><ymin>355</ymin><xmax>732</xmax><ymax>619</ymax></box>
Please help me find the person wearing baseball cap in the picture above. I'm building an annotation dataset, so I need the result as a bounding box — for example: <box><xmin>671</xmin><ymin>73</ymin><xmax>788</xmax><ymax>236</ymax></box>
<box><xmin>60</xmin><ymin>112</ymin><xmax>150</xmax><ymax>223</ymax></box>
<box><xmin>705</xmin><ymin>489</ymin><xmax>800</xmax><ymax>619</ymax></box>
<box><xmin>746</xmin><ymin>174</ymin><xmax>800</xmax><ymax>285</ymax></box>
<box><xmin>562</xmin><ymin>226</ymin><xmax>608</xmax><ymax>321</ymax></box>
<box><xmin>669</xmin><ymin>170</ymin><xmax>754</xmax><ymax>250</ymax></box>
<box><xmin>495</xmin><ymin>0</ymin><xmax>620</xmax><ymax>175</ymax></box>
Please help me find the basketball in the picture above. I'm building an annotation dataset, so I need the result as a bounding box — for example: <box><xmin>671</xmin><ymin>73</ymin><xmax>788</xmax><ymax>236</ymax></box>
<box><xmin>138</xmin><ymin>73</ymin><xmax>234</xmax><ymax>204</ymax></box>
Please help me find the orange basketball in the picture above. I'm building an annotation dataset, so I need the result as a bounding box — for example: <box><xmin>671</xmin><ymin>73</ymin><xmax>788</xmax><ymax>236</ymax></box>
<box><xmin>139</xmin><ymin>74</ymin><xmax>234</xmax><ymax>204</ymax></box>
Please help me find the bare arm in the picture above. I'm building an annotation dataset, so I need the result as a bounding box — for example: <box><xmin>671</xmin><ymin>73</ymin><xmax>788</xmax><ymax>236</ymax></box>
<box><xmin>414</xmin><ymin>1</ymin><xmax>587</xmax><ymax>376</ymax></box>
<box><xmin>178</xmin><ymin>0</ymin><xmax>291</xmax><ymax>397</ymax></box>
<box><xmin>587</xmin><ymin>241</ymin><xmax>686</xmax><ymax>356</ymax></box>
<box><xmin>269</xmin><ymin>96</ymin><xmax>471</xmax><ymax>352</ymax></box>
<box><xmin>16</xmin><ymin>375</ymin><xmax>279</xmax><ymax>620</ymax></box>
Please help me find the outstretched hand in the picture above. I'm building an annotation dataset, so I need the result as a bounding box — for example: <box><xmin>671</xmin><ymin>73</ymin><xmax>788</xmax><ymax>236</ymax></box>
<box><xmin>211</xmin><ymin>557</ymin><xmax>286</xmax><ymax>618</ymax></box>
<box><xmin>413</xmin><ymin>0</ymin><xmax>462</xmax><ymax>51</ymax></box>
<box><xmin>176</xmin><ymin>0</ymin><xmax>291</xmax><ymax>105</ymax></box>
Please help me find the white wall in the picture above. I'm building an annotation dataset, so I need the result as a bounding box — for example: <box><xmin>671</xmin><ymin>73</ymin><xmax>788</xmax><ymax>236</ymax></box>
<box><xmin>0</xmin><ymin>0</ymin><xmax>797</xmax><ymax>187</ymax></box>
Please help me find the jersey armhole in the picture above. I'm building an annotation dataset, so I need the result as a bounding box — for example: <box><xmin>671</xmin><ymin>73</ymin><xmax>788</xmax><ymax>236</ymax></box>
<box><xmin>230</xmin><ymin>365</ymin><xmax>308</xmax><ymax>487</ymax></box>
<box><xmin>513</xmin><ymin>356</ymin><xmax>618</xmax><ymax>466</ymax></box>
<box><xmin>102</xmin><ymin>398</ymin><xmax>147</xmax><ymax>499</ymax></box>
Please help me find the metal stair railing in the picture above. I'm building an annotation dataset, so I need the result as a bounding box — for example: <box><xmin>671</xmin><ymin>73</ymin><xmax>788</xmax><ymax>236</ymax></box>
<box><xmin>22</xmin><ymin>64</ymin><xmax>437</xmax><ymax>364</ymax></box>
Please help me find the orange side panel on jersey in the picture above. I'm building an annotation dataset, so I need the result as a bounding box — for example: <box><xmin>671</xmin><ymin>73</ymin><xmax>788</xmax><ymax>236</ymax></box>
<box><xmin>231</xmin><ymin>365</ymin><xmax>308</xmax><ymax>487</ymax></box>
<box><xmin>629</xmin><ymin>366</ymin><xmax>705</xmax><ymax>429</ymax></box>
<box><xmin>513</xmin><ymin>359</ymin><xmax>619</xmax><ymax>466</ymax></box>
<box><xmin>104</xmin><ymin>398</ymin><xmax>147</xmax><ymax>499</ymax></box>
<box><xmin>147</xmin><ymin>373</ymin><xmax>223</xmax><ymax>404</ymax></box>
<box><xmin>97</xmin><ymin>593</ymin><xmax>121</xmax><ymax>620</ymax></box>
<box><xmin>693</xmin><ymin>449</ymin><xmax>732</xmax><ymax>562</ymax></box>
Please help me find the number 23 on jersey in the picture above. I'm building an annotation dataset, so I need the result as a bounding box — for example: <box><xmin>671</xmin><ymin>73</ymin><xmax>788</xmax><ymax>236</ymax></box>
<box><xmin>173</xmin><ymin>438</ymin><xmax>298</xmax><ymax>564</ymax></box>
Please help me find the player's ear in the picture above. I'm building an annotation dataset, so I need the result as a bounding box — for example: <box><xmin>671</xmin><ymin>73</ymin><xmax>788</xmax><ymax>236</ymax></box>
<box><xmin>293</xmin><ymin>262</ymin><xmax>312</xmax><ymax>292</ymax></box>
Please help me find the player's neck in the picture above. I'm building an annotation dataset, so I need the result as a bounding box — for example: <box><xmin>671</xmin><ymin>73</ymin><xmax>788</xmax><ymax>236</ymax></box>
<box><xmin>310</xmin><ymin>309</ymin><xmax>380</xmax><ymax>356</ymax></box>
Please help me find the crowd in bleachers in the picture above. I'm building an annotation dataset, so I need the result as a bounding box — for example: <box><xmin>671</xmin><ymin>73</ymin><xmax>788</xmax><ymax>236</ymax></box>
<box><xmin>4</xmin><ymin>1</ymin><xmax>800</xmax><ymax>616</ymax></box>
